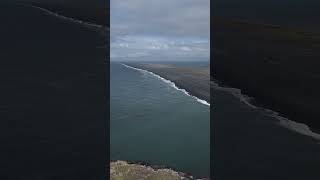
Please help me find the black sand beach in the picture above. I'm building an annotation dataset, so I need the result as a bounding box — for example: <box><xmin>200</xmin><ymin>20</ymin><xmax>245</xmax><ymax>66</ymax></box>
<box><xmin>0</xmin><ymin>2</ymin><xmax>108</xmax><ymax>179</ymax></box>
<box><xmin>212</xmin><ymin>17</ymin><xmax>320</xmax><ymax>130</ymax></box>
<box><xmin>127</xmin><ymin>63</ymin><xmax>210</xmax><ymax>103</ymax></box>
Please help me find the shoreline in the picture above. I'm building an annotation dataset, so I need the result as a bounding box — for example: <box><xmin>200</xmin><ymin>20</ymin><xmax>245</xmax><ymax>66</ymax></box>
<box><xmin>121</xmin><ymin>63</ymin><xmax>210</xmax><ymax>106</ymax></box>
<box><xmin>212</xmin><ymin>76</ymin><xmax>320</xmax><ymax>179</ymax></box>
<box><xmin>211</xmin><ymin>79</ymin><xmax>320</xmax><ymax>140</ymax></box>
<box><xmin>110</xmin><ymin>160</ymin><xmax>210</xmax><ymax>180</ymax></box>
<box><xmin>18</xmin><ymin>1</ymin><xmax>108</xmax><ymax>26</ymax></box>
<box><xmin>212</xmin><ymin>17</ymin><xmax>320</xmax><ymax>131</ymax></box>
<box><xmin>110</xmin><ymin>160</ymin><xmax>209</xmax><ymax>180</ymax></box>
<box><xmin>17</xmin><ymin>3</ymin><xmax>108</xmax><ymax>32</ymax></box>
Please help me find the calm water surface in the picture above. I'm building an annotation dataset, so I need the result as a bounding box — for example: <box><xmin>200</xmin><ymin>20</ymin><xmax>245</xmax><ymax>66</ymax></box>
<box><xmin>110</xmin><ymin>62</ymin><xmax>210</xmax><ymax>177</ymax></box>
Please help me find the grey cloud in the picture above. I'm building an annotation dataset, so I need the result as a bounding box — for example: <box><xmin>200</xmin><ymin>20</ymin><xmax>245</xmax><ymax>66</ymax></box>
<box><xmin>111</xmin><ymin>0</ymin><xmax>209</xmax><ymax>37</ymax></box>
<box><xmin>111</xmin><ymin>0</ymin><xmax>210</xmax><ymax>61</ymax></box>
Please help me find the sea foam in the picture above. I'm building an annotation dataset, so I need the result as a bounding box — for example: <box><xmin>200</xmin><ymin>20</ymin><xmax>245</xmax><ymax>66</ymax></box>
<box><xmin>121</xmin><ymin>63</ymin><xmax>210</xmax><ymax>107</ymax></box>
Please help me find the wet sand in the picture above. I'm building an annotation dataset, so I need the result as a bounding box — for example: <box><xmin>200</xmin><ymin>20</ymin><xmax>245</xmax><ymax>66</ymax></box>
<box><xmin>126</xmin><ymin>63</ymin><xmax>210</xmax><ymax>103</ymax></box>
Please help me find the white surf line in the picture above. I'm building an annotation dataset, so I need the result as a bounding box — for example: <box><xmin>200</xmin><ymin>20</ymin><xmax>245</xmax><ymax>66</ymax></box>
<box><xmin>211</xmin><ymin>80</ymin><xmax>320</xmax><ymax>141</ymax></box>
<box><xmin>121</xmin><ymin>63</ymin><xmax>210</xmax><ymax>107</ymax></box>
<box><xmin>18</xmin><ymin>3</ymin><xmax>108</xmax><ymax>31</ymax></box>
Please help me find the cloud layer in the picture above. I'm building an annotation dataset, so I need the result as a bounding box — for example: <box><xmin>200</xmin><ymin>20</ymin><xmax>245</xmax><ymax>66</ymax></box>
<box><xmin>111</xmin><ymin>0</ymin><xmax>210</xmax><ymax>61</ymax></box>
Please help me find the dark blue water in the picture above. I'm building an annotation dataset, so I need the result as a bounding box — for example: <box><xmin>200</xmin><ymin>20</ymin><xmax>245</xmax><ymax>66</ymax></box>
<box><xmin>110</xmin><ymin>62</ymin><xmax>210</xmax><ymax>177</ymax></box>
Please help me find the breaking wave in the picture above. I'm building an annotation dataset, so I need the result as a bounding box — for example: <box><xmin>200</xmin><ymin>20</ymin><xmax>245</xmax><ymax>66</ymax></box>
<box><xmin>122</xmin><ymin>63</ymin><xmax>210</xmax><ymax>107</ymax></box>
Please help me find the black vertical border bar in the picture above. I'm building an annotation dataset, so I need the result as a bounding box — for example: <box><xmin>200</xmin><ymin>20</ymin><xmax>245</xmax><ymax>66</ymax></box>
<box><xmin>0</xmin><ymin>1</ymin><xmax>110</xmax><ymax>179</ymax></box>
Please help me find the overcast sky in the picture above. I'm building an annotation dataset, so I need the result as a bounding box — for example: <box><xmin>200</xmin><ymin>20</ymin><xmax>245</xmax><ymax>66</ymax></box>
<box><xmin>111</xmin><ymin>0</ymin><xmax>210</xmax><ymax>61</ymax></box>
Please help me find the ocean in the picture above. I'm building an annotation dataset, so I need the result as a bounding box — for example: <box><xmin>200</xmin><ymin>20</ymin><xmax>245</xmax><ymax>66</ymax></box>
<box><xmin>110</xmin><ymin>62</ymin><xmax>210</xmax><ymax>177</ymax></box>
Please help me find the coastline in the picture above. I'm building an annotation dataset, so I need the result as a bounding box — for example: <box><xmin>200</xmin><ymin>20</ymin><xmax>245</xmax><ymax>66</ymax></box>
<box><xmin>212</xmin><ymin>79</ymin><xmax>320</xmax><ymax>179</ymax></box>
<box><xmin>122</xmin><ymin>63</ymin><xmax>210</xmax><ymax>106</ymax></box>
<box><xmin>212</xmin><ymin>17</ymin><xmax>320</xmax><ymax>179</ymax></box>
<box><xmin>212</xmin><ymin>17</ymin><xmax>320</xmax><ymax>131</ymax></box>
<box><xmin>211</xmin><ymin>79</ymin><xmax>320</xmax><ymax>140</ymax></box>
<box><xmin>111</xmin><ymin>62</ymin><xmax>210</xmax><ymax>178</ymax></box>
<box><xmin>17</xmin><ymin>3</ymin><xmax>108</xmax><ymax>32</ymax></box>
<box><xmin>110</xmin><ymin>160</ymin><xmax>206</xmax><ymax>180</ymax></box>
<box><xmin>19</xmin><ymin>1</ymin><xmax>108</xmax><ymax>26</ymax></box>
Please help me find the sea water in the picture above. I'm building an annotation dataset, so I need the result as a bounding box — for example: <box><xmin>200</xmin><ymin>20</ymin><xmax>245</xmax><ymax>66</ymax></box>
<box><xmin>110</xmin><ymin>62</ymin><xmax>210</xmax><ymax>177</ymax></box>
